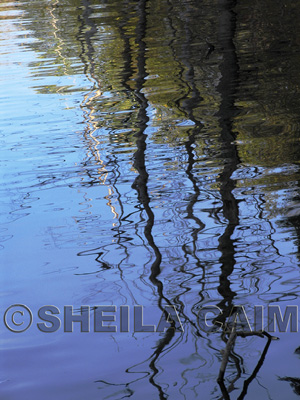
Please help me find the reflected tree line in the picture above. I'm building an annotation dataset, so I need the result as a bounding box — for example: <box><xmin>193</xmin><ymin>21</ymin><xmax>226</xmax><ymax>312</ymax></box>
<box><xmin>19</xmin><ymin>0</ymin><xmax>300</xmax><ymax>397</ymax></box>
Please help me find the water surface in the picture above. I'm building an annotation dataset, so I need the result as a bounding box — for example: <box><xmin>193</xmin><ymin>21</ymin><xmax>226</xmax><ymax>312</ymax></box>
<box><xmin>1</xmin><ymin>0</ymin><xmax>300</xmax><ymax>399</ymax></box>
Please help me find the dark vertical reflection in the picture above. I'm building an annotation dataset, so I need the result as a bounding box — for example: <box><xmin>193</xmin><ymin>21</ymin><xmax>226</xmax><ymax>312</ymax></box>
<box><xmin>236</xmin><ymin>336</ymin><xmax>272</xmax><ymax>399</ymax></box>
<box><xmin>131</xmin><ymin>0</ymin><xmax>163</xmax><ymax>298</ymax></box>
<box><xmin>216</xmin><ymin>0</ymin><xmax>240</xmax><ymax>321</ymax></box>
<box><xmin>218</xmin><ymin>335</ymin><xmax>273</xmax><ymax>399</ymax></box>
<box><xmin>129</xmin><ymin>1</ymin><xmax>175</xmax><ymax>397</ymax></box>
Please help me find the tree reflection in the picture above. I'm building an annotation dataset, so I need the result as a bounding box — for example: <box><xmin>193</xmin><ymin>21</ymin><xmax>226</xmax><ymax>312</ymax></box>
<box><xmin>13</xmin><ymin>0</ymin><xmax>300</xmax><ymax>398</ymax></box>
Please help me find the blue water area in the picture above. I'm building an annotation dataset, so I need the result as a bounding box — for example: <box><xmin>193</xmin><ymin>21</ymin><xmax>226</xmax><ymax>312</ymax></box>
<box><xmin>1</xmin><ymin>0</ymin><xmax>300</xmax><ymax>399</ymax></box>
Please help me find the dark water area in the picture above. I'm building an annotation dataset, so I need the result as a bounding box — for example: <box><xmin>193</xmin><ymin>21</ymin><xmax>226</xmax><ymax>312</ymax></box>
<box><xmin>1</xmin><ymin>0</ymin><xmax>300</xmax><ymax>398</ymax></box>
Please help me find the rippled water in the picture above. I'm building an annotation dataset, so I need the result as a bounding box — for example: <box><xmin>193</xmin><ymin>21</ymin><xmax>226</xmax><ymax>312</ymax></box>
<box><xmin>1</xmin><ymin>0</ymin><xmax>300</xmax><ymax>399</ymax></box>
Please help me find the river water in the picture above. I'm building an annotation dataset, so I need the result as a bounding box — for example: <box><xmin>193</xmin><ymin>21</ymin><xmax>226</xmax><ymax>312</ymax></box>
<box><xmin>1</xmin><ymin>0</ymin><xmax>300</xmax><ymax>399</ymax></box>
